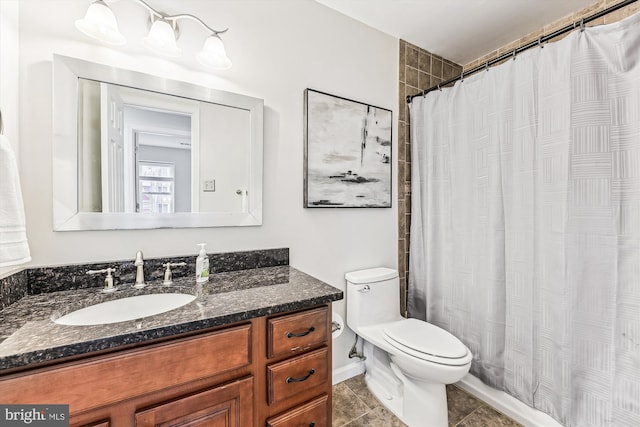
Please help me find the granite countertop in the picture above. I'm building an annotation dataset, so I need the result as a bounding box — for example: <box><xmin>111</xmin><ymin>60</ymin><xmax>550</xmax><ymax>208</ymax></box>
<box><xmin>0</xmin><ymin>265</ymin><xmax>343</xmax><ymax>372</ymax></box>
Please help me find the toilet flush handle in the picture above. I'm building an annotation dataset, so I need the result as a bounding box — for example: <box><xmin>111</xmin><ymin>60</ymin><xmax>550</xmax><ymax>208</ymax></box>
<box><xmin>358</xmin><ymin>285</ymin><xmax>371</xmax><ymax>293</ymax></box>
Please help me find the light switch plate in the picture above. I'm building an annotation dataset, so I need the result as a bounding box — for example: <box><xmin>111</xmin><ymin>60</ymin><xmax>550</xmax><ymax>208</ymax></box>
<box><xmin>203</xmin><ymin>179</ymin><xmax>216</xmax><ymax>192</ymax></box>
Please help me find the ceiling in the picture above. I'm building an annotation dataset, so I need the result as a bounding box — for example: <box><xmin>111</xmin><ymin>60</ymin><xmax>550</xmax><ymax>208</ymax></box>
<box><xmin>315</xmin><ymin>0</ymin><xmax>597</xmax><ymax>65</ymax></box>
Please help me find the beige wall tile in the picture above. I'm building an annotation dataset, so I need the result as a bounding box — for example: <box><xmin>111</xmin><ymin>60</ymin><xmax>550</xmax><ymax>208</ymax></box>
<box><xmin>406</xmin><ymin>66</ymin><xmax>419</xmax><ymax>88</ymax></box>
<box><xmin>406</xmin><ymin>45</ymin><xmax>419</xmax><ymax>68</ymax></box>
<box><xmin>430</xmin><ymin>75</ymin><xmax>442</xmax><ymax>88</ymax></box>
<box><xmin>419</xmin><ymin>50</ymin><xmax>431</xmax><ymax>71</ymax></box>
<box><xmin>431</xmin><ymin>55</ymin><xmax>444</xmax><ymax>78</ymax></box>
<box><xmin>397</xmin><ymin>134</ymin><xmax>406</xmax><ymax>162</ymax></box>
<box><xmin>398</xmin><ymin>83</ymin><xmax>406</xmax><ymax>122</ymax></box>
<box><xmin>606</xmin><ymin>2</ymin><xmax>640</xmax><ymax>22</ymax></box>
<box><xmin>419</xmin><ymin>71</ymin><xmax>431</xmax><ymax>90</ymax></box>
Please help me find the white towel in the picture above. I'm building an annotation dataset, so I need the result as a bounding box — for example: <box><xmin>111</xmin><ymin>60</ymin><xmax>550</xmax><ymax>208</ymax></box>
<box><xmin>0</xmin><ymin>134</ymin><xmax>31</xmax><ymax>267</ymax></box>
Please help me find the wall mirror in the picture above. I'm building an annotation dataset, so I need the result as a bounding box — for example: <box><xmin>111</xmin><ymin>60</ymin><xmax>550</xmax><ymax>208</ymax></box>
<box><xmin>53</xmin><ymin>54</ymin><xmax>263</xmax><ymax>231</ymax></box>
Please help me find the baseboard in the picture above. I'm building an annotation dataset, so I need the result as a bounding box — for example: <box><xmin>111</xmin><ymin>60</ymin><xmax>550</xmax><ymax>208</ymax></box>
<box><xmin>457</xmin><ymin>374</ymin><xmax>563</xmax><ymax>427</ymax></box>
<box><xmin>332</xmin><ymin>360</ymin><xmax>365</xmax><ymax>385</ymax></box>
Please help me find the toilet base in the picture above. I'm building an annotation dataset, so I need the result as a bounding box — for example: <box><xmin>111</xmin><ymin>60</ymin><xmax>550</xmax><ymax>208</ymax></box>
<box><xmin>362</xmin><ymin>341</ymin><xmax>449</xmax><ymax>427</ymax></box>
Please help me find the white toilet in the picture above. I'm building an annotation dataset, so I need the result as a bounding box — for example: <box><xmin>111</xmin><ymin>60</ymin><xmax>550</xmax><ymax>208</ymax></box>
<box><xmin>346</xmin><ymin>267</ymin><xmax>472</xmax><ymax>427</ymax></box>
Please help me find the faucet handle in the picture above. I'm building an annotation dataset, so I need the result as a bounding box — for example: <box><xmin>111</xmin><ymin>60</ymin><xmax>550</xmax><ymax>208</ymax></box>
<box><xmin>162</xmin><ymin>262</ymin><xmax>187</xmax><ymax>285</ymax></box>
<box><xmin>133</xmin><ymin>250</ymin><xmax>146</xmax><ymax>289</ymax></box>
<box><xmin>87</xmin><ymin>268</ymin><xmax>117</xmax><ymax>293</ymax></box>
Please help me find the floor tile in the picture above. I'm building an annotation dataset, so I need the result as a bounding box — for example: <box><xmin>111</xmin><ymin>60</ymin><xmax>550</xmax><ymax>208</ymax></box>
<box><xmin>332</xmin><ymin>382</ymin><xmax>371</xmax><ymax>426</ymax></box>
<box><xmin>343</xmin><ymin>406</ymin><xmax>407</xmax><ymax>427</ymax></box>
<box><xmin>457</xmin><ymin>405</ymin><xmax>523</xmax><ymax>427</ymax></box>
<box><xmin>343</xmin><ymin>374</ymin><xmax>380</xmax><ymax>409</ymax></box>
<box><xmin>333</xmin><ymin>374</ymin><xmax>521</xmax><ymax>427</ymax></box>
<box><xmin>446</xmin><ymin>385</ymin><xmax>484</xmax><ymax>425</ymax></box>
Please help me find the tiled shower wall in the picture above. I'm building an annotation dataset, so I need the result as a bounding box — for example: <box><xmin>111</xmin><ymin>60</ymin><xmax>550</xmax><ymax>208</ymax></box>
<box><xmin>398</xmin><ymin>0</ymin><xmax>639</xmax><ymax>316</ymax></box>
<box><xmin>397</xmin><ymin>41</ymin><xmax>462</xmax><ymax>315</ymax></box>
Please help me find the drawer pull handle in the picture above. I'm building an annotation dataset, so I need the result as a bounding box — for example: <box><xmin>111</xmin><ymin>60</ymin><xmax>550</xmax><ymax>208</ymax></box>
<box><xmin>309</xmin><ymin>423</ymin><xmax>315</xmax><ymax>427</ymax></box>
<box><xmin>286</xmin><ymin>368</ymin><xmax>315</xmax><ymax>383</ymax></box>
<box><xmin>287</xmin><ymin>326</ymin><xmax>315</xmax><ymax>338</ymax></box>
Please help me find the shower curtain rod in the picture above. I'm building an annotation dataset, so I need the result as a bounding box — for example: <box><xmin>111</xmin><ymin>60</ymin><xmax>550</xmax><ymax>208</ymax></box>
<box><xmin>407</xmin><ymin>0</ymin><xmax>639</xmax><ymax>103</ymax></box>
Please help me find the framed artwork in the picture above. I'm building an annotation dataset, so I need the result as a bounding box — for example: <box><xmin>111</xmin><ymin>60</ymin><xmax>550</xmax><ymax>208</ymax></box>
<box><xmin>303</xmin><ymin>89</ymin><xmax>392</xmax><ymax>208</ymax></box>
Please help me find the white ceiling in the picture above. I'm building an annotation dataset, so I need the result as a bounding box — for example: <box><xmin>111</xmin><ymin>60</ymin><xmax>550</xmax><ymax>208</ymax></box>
<box><xmin>315</xmin><ymin>0</ymin><xmax>597</xmax><ymax>65</ymax></box>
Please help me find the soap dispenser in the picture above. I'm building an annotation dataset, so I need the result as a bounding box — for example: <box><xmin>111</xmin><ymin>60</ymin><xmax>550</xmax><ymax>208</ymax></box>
<box><xmin>195</xmin><ymin>243</ymin><xmax>210</xmax><ymax>283</ymax></box>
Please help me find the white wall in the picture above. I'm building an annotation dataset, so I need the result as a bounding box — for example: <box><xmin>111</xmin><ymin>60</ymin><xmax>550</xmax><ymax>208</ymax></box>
<box><xmin>15</xmin><ymin>0</ymin><xmax>398</xmax><ymax>372</ymax></box>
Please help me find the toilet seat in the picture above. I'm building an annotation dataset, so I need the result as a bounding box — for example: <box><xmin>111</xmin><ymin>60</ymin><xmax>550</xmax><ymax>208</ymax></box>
<box><xmin>383</xmin><ymin>319</ymin><xmax>471</xmax><ymax>366</ymax></box>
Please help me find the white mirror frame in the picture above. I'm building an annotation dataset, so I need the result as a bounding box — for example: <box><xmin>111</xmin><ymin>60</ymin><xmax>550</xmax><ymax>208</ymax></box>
<box><xmin>52</xmin><ymin>54</ymin><xmax>263</xmax><ymax>231</ymax></box>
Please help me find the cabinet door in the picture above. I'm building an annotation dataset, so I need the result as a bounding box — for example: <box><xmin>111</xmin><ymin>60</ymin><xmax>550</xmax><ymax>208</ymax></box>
<box><xmin>74</xmin><ymin>421</ymin><xmax>110</xmax><ymax>427</ymax></box>
<box><xmin>135</xmin><ymin>376</ymin><xmax>253</xmax><ymax>427</ymax></box>
<box><xmin>266</xmin><ymin>394</ymin><xmax>328</xmax><ymax>427</ymax></box>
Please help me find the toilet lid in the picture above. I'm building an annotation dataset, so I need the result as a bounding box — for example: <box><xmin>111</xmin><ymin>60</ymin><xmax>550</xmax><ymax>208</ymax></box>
<box><xmin>383</xmin><ymin>318</ymin><xmax>468</xmax><ymax>359</ymax></box>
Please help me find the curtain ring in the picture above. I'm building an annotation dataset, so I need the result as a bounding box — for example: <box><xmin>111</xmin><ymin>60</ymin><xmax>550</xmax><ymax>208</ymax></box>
<box><xmin>580</xmin><ymin>18</ymin><xmax>585</xmax><ymax>32</ymax></box>
<box><xmin>538</xmin><ymin>36</ymin><xmax>544</xmax><ymax>49</ymax></box>
<box><xmin>512</xmin><ymin>50</ymin><xmax>516</xmax><ymax>60</ymax></box>
<box><xmin>485</xmin><ymin>61</ymin><xmax>489</xmax><ymax>72</ymax></box>
<box><xmin>437</xmin><ymin>83</ymin><xmax>441</xmax><ymax>91</ymax></box>
<box><xmin>460</xmin><ymin>71</ymin><xmax>464</xmax><ymax>82</ymax></box>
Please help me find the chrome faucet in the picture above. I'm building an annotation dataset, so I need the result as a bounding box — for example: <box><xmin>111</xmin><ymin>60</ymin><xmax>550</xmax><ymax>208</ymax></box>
<box><xmin>134</xmin><ymin>251</ymin><xmax>145</xmax><ymax>288</ymax></box>
<box><xmin>87</xmin><ymin>267</ymin><xmax>117</xmax><ymax>293</ymax></box>
<box><xmin>162</xmin><ymin>262</ymin><xmax>187</xmax><ymax>285</ymax></box>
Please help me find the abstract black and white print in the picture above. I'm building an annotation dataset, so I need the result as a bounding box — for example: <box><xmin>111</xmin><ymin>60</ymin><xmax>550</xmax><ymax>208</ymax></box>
<box><xmin>304</xmin><ymin>89</ymin><xmax>392</xmax><ymax>208</ymax></box>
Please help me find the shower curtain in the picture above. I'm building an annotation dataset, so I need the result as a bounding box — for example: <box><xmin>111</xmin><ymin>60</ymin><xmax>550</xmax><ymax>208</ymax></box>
<box><xmin>408</xmin><ymin>11</ymin><xmax>640</xmax><ymax>427</ymax></box>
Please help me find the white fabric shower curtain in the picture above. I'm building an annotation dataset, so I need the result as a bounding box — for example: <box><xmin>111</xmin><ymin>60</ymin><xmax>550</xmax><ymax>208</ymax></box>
<box><xmin>408</xmin><ymin>12</ymin><xmax>640</xmax><ymax>427</ymax></box>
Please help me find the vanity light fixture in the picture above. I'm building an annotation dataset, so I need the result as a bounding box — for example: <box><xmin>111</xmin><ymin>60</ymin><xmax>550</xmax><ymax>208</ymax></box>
<box><xmin>75</xmin><ymin>0</ymin><xmax>232</xmax><ymax>69</ymax></box>
<box><xmin>143</xmin><ymin>18</ymin><xmax>182</xmax><ymax>57</ymax></box>
<box><xmin>74</xmin><ymin>0</ymin><xmax>126</xmax><ymax>46</ymax></box>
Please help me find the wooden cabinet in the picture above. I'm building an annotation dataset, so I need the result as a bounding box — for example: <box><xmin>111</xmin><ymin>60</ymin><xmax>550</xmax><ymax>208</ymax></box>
<box><xmin>135</xmin><ymin>376</ymin><xmax>253</xmax><ymax>427</ymax></box>
<box><xmin>266</xmin><ymin>395</ymin><xmax>328</xmax><ymax>427</ymax></box>
<box><xmin>0</xmin><ymin>304</ymin><xmax>333</xmax><ymax>427</ymax></box>
<box><xmin>267</xmin><ymin>307</ymin><xmax>328</xmax><ymax>358</ymax></box>
<box><xmin>79</xmin><ymin>421</ymin><xmax>110</xmax><ymax>427</ymax></box>
<box><xmin>267</xmin><ymin>348</ymin><xmax>328</xmax><ymax>405</ymax></box>
<box><xmin>0</xmin><ymin>324</ymin><xmax>252</xmax><ymax>411</ymax></box>
<box><xmin>264</xmin><ymin>306</ymin><xmax>331</xmax><ymax>427</ymax></box>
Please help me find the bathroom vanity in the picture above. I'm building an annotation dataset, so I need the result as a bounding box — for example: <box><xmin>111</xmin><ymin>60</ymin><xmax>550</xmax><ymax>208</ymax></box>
<box><xmin>0</xmin><ymin>249</ymin><xmax>342</xmax><ymax>427</ymax></box>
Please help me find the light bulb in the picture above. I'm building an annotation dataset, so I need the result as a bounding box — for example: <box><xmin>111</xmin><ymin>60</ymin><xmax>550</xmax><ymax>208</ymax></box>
<box><xmin>75</xmin><ymin>0</ymin><xmax>125</xmax><ymax>46</ymax></box>
<box><xmin>196</xmin><ymin>34</ymin><xmax>232</xmax><ymax>70</ymax></box>
<box><xmin>143</xmin><ymin>19</ymin><xmax>182</xmax><ymax>58</ymax></box>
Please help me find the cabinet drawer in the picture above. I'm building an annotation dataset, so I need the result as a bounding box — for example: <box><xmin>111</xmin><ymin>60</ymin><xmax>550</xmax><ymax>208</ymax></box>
<box><xmin>267</xmin><ymin>347</ymin><xmax>328</xmax><ymax>405</ymax></box>
<box><xmin>268</xmin><ymin>306</ymin><xmax>328</xmax><ymax>358</ymax></box>
<box><xmin>266</xmin><ymin>394</ymin><xmax>328</xmax><ymax>427</ymax></box>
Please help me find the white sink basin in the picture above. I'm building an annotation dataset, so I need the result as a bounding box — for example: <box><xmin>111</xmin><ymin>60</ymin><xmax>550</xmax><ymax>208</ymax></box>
<box><xmin>54</xmin><ymin>293</ymin><xmax>197</xmax><ymax>326</ymax></box>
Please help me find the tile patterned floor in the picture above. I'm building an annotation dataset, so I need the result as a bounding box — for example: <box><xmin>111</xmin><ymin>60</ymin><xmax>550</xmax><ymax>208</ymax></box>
<box><xmin>333</xmin><ymin>374</ymin><xmax>523</xmax><ymax>427</ymax></box>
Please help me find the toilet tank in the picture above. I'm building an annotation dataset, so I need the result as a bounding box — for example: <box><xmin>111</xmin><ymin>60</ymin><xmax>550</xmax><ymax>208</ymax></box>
<box><xmin>345</xmin><ymin>267</ymin><xmax>402</xmax><ymax>333</ymax></box>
